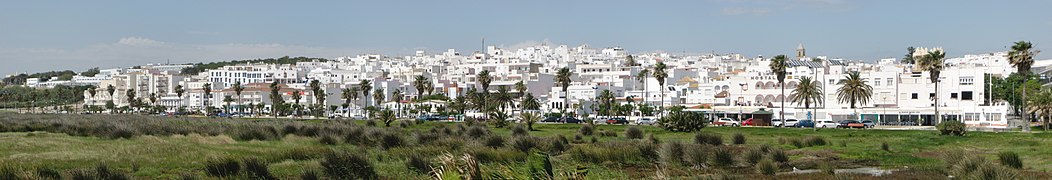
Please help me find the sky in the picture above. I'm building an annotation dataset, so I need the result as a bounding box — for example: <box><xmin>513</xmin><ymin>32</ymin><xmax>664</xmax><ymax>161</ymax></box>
<box><xmin>2</xmin><ymin>0</ymin><xmax>1051</xmax><ymax>76</ymax></box>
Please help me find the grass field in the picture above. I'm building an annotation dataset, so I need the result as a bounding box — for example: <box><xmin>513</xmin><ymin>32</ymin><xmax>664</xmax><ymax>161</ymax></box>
<box><xmin>0</xmin><ymin>113</ymin><xmax>1050</xmax><ymax>179</ymax></box>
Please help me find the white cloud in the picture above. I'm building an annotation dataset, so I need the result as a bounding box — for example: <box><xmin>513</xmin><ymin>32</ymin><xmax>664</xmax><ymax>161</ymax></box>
<box><xmin>722</xmin><ymin>7</ymin><xmax>772</xmax><ymax>16</ymax></box>
<box><xmin>0</xmin><ymin>37</ymin><xmax>358</xmax><ymax>76</ymax></box>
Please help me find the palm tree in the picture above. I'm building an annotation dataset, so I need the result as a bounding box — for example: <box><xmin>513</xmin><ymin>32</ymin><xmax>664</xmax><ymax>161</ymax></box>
<box><xmin>519</xmin><ymin>112</ymin><xmax>542</xmax><ymax>131</ymax></box>
<box><xmin>223</xmin><ymin>95</ymin><xmax>234</xmax><ymax>113</ymax></box>
<box><xmin>373</xmin><ymin>89</ymin><xmax>385</xmax><ymax>111</ymax></box>
<box><xmin>625</xmin><ymin>55</ymin><xmax>638</xmax><ymax>66</ymax></box>
<box><xmin>175</xmin><ymin>84</ymin><xmax>185</xmax><ymax>114</ymax></box>
<box><xmin>268</xmin><ymin>81</ymin><xmax>284</xmax><ymax>116</ymax></box>
<box><xmin>359</xmin><ymin>79</ymin><xmax>372</xmax><ymax>108</ymax></box>
<box><xmin>789</xmin><ymin>76</ymin><xmax>824</xmax><ymax>116</ymax></box>
<box><xmin>342</xmin><ymin>87</ymin><xmax>353</xmax><ymax>117</ymax></box>
<box><xmin>125</xmin><ymin>89</ymin><xmax>136</xmax><ymax>113</ymax></box>
<box><xmin>413</xmin><ymin>75</ymin><xmax>428</xmax><ymax>99</ymax></box>
<box><xmin>392</xmin><ymin>89</ymin><xmax>403</xmax><ymax>117</ymax></box>
<box><xmin>87</xmin><ymin>88</ymin><xmax>97</xmax><ymax>111</ymax></box>
<box><xmin>555</xmin><ymin>67</ymin><xmax>572</xmax><ymax>120</ymax></box>
<box><xmin>635</xmin><ymin>68</ymin><xmax>650</xmax><ymax>120</ymax></box>
<box><xmin>515</xmin><ymin>81</ymin><xmax>528</xmax><ymax>98</ymax></box>
<box><xmin>233</xmin><ymin>81</ymin><xmax>244</xmax><ymax>115</ymax></box>
<box><xmin>495</xmin><ymin>86</ymin><xmax>513</xmax><ymax>114</ymax></box>
<box><xmin>477</xmin><ymin>70</ymin><xmax>493</xmax><ymax>93</ymax></box>
<box><xmin>917</xmin><ymin>50</ymin><xmax>945</xmax><ymax>124</ymax></box>
<box><xmin>310</xmin><ymin>80</ymin><xmax>325</xmax><ymax>116</ymax></box>
<box><xmin>202</xmin><ymin>83</ymin><xmax>212</xmax><ymax>115</ymax></box>
<box><xmin>521</xmin><ymin>93</ymin><xmax>540</xmax><ymax>111</ymax></box>
<box><xmin>1026</xmin><ymin>88</ymin><xmax>1052</xmax><ymax>130</ymax></box>
<box><xmin>106</xmin><ymin>84</ymin><xmax>116</xmax><ymax>113</ymax></box>
<box><xmin>292</xmin><ymin>90</ymin><xmax>302</xmax><ymax>117</ymax></box>
<box><xmin>599</xmin><ymin>89</ymin><xmax>616</xmax><ymax>118</ymax></box>
<box><xmin>836</xmin><ymin>71</ymin><xmax>873</xmax><ymax>120</ymax></box>
<box><xmin>1009</xmin><ymin>41</ymin><xmax>1041</xmax><ymax>130</ymax></box>
<box><xmin>770</xmin><ymin>55</ymin><xmax>788</xmax><ymax>122</ymax></box>
<box><xmin>652</xmin><ymin>62</ymin><xmax>669</xmax><ymax>116</ymax></box>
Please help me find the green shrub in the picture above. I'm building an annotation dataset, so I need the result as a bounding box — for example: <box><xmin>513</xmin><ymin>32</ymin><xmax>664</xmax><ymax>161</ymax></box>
<box><xmin>881</xmin><ymin>142</ymin><xmax>890</xmax><ymax>152</ymax></box>
<box><xmin>770</xmin><ymin>149</ymin><xmax>789</xmax><ymax>164</ymax></box>
<box><xmin>757</xmin><ymin>144</ymin><xmax>772</xmax><ymax>153</ymax></box>
<box><xmin>398</xmin><ymin>120</ymin><xmax>411</xmax><ymax>128</ymax></box>
<box><xmin>243</xmin><ymin>158</ymin><xmax>276</xmax><ymax>180</ymax></box>
<box><xmin>466</xmin><ymin>126</ymin><xmax>489</xmax><ymax>139</ymax></box>
<box><xmin>803</xmin><ymin>136</ymin><xmax>827</xmax><ymax>146</ymax></box>
<box><xmin>512</xmin><ymin>137</ymin><xmax>538</xmax><ymax>152</ymax></box>
<box><xmin>659</xmin><ymin>106</ymin><xmax>708</xmax><ymax>132</ymax></box>
<box><xmin>590</xmin><ymin>136</ymin><xmax>598</xmax><ymax>144</ymax></box>
<box><xmin>578</xmin><ymin>125</ymin><xmax>594</xmax><ymax>136</ymax></box>
<box><xmin>379</xmin><ymin>132</ymin><xmax>405</xmax><ymax>149</ymax></box>
<box><xmin>319</xmin><ymin>134</ymin><xmax>339</xmax><ymax>145</ymax></box>
<box><xmin>573</xmin><ymin>134</ymin><xmax>584</xmax><ymax>143</ymax></box>
<box><xmin>344</xmin><ymin>128</ymin><xmax>371</xmax><ymax>146</ymax></box>
<box><xmin>36</xmin><ymin>166</ymin><xmax>62</xmax><ymax>180</ymax></box>
<box><xmin>937</xmin><ymin>120</ymin><xmax>966</xmax><ymax>136</ymax></box>
<box><xmin>470</xmin><ymin>147</ymin><xmax>527</xmax><ymax>163</ymax></box>
<box><xmin>484</xmin><ymin>135</ymin><xmax>506</xmax><ymax>148</ymax></box>
<box><xmin>790</xmin><ymin>138</ymin><xmax>805</xmax><ymax>148</ymax></box>
<box><xmin>93</xmin><ymin>164</ymin><xmax>129</xmax><ymax>180</ymax></box>
<box><xmin>512</xmin><ymin>125</ymin><xmax>529</xmax><ymax>137</ymax></box>
<box><xmin>683</xmin><ymin>145</ymin><xmax>709</xmax><ymax>168</ymax></box>
<box><xmin>625</xmin><ymin>127</ymin><xmax>644</xmax><ymax>139</ymax></box>
<box><xmin>414</xmin><ymin>132</ymin><xmax>439</xmax><ymax>145</ymax></box>
<box><xmin>647</xmin><ymin>133</ymin><xmax>661</xmax><ymax>144</ymax></box>
<box><xmin>321</xmin><ymin>152</ymin><xmax>376</xmax><ymax>179</ymax></box>
<box><xmin>694</xmin><ymin>133</ymin><xmax>723</xmax><ymax>146</ymax></box>
<box><xmin>205</xmin><ymin>158</ymin><xmax>241</xmax><ymax>177</ymax></box>
<box><xmin>659</xmin><ymin>142</ymin><xmax>685</xmax><ymax>165</ymax></box>
<box><xmin>365</xmin><ymin>119</ymin><xmax>377</xmax><ymax>127</ymax></box>
<box><xmin>998</xmin><ymin>151</ymin><xmax>1023</xmax><ymax>169</ymax></box>
<box><xmin>599</xmin><ymin>130</ymin><xmax>618</xmax><ymax>137</ymax></box>
<box><xmin>0</xmin><ymin>167</ymin><xmax>16</xmax><ymax>180</ymax></box>
<box><xmin>756</xmin><ymin>159</ymin><xmax>777</xmax><ymax>176</ymax></box>
<box><xmin>301</xmin><ymin>170</ymin><xmax>319</xmax><ymax>180</ymax></box>
<box><xmin>744</xmin><ymin>149</ymin><xmax>764</xmax><ymax>165</ymax></box>
<box><xmin>527</xmin><ymin>152</ymin><xmax>554</xmax><ymax>180</ymax></box>
<box><xmin>732</xmin><ymin>133</ymin><xmax>746</xmax><ymax>145</ymax></box>
<box><xmin>407</xmin><ymin>155</ymin><xmax>431</xmax><ymax>174</ymax></box>
<box><xmin>637</xmin><ymin>141</ymin><xmax>660</xmax><ymax>161</ymax></box>
<box><xmin>545</xmin><ymin>137</ymin><xmax>569</xmax><ymax>154</ymax></box>
<box><xmin>710</xmin><ymin>147</ymin><xmax>735</xmax><ymax>167</ymax></box>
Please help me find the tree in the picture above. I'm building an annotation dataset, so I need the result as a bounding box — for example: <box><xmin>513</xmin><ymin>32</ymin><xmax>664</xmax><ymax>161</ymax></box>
<box><xmin>555</xmin><ymin>67</ymin><xmax>573</xmax><ymax>121</ymax></box>
<box><xmin>902</xmin><ymin>47</ymin><xmax>916</xmax><ymax>64</ymax></box>
<box><xmin>413</xmin><ymin>75</ymin><xmax>428</xmax><ymax>98</ymax></box>
<box><xmin>342</xmin><ymin>87</ymin><xmax>354</xmax><ymax>117</ymax></box>
<box><xmin>80</xmin><ymin>67</ymin><xmax>100</xmax><ymax>77</ymax></box>
<box><xmin>175</xmin><ymin>84</ymin><xmax>185</xmax><ymax>114</ymax></box>
<box><xmin>203</xmin><ymin>83</ymin><xmax>212</xmax><ymax>115</ymax></box>
<box><xmin>494</xmin><ymin>86</ymin><xmax>513</xmax><ymax>113</ymax></box>
<box><xmin>599</xmin><ymin>89</ymin><xmax>616</xmax><ymax>117</ymax></box>
<box><xmin>87</xmin><ymin>88</ymin><xmax>97</xmax><ymax>110</ymax></box>
<box><xmin>233</xmin><ymin>81</ymin><xmax>244</xmax><ymax>114</ymax></box>
<box><xmin>292</xmin><ymin>90</ymin><xmax>302</xmax><ymax>117</ymax></box>
<box><xmin>1027</xmin><ymin>88</ymin><xmax>1052</xmax><ymax>130</ymax></box>
<box><xmin>359</xmin><ymin>79</ymin><xmax>372</xmax><ymax>108</ymax></box>
<box><xmin>917</xmin><ymin>50</ymin><xmax>945</xmax><ymax>124</ymax></box>
<box><xmin>521</xmin><ymin>93</ymin><xmax>541</xmax><ymax>111</ymax></box>
<box><xmin>477</xmin><ymin>70</ymin><xmax>493</xmax><ymax>93</ymax></box>
<box><xmin>269</xmin><ymin>81</ymin><xmax>285</xmax><ymax>116</ymax></box>
<box><xmin>635</xmin><ymin>68</ymin><xmax>650</xmax><ymax>119</ymax></box>
<box><xmin>125</xmin><ymin>89</ymin><xmax>136</xmax><ymax>113</ymax></box>
<box><xmin>836</xmin><ymin>71</ymin><xmax>874</xmax><ymax>119</ymax></box>
<box><xmin>392</xmin><ymin>89</ymin><xmax>403</xmax><ymax>116</ymax></box>
<box><xmin>789</xmin><ymin>76</ymin><xmax>824</xmax><ymax>111</ymax></box>
<box><xmin>223</xmin><ymin>95</ymin><xmax>234</xmax><ymax>113</ymax></box>
<box><xmin>373</xmin><ymin>89</ymin><xmax>385</xmax><ymax>111</ymax></box>
<box><xmin>515</xmin><ymin>81</ymin><xmax>528</xmax><ymax>98</ymax></box>
<box><xmin>310</xmin><ymin>80</ymin><xmax>325</xmax><ymax>116</ymax></box>
<box><xmin>520</xmin><ymin>112</ymin><xmax>542</xmax><ymax>131</ymax></box>
<box><xmin>1009</xmin><ymin>41</ymin><xmax>1041</xmax><ymax>130</ymax></box>
<box><xmin>380</xmin><ymin>109</ymin><xmax>396</xmax><ymax>127</ymax></box>
<box><xmin>659</xmin><ymin>106</ymin><xmax>707</xmax><ymax>132</ymax></box>
<box><xmin>770</xmin><ymin>55</ymin><xmax>788</xmax><ymax>122</ymax></box>
<box><xmin>653</xmin><ymin>62</ymin><xmax>669</xmax><ymax>116</ymax></box>
<box><xmin>106</xmin><ymin>84</ymin><xmax>116</xmax><ymax>113</ymax></box>
<box><xmin>625</xmin><ymin>55</ymin><xmax>638</xmax><ymax>66</ymax></box>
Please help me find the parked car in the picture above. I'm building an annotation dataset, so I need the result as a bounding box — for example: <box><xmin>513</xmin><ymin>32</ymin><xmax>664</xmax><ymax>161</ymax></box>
<box><xmin>837</xmin><ymin>120</ymin><xmax>866</xmax><ymax>128</ymax></box>
<box><xmin>636</xmin><ymin>118</ymin><xmax>657</xmax><ymax>125</ymax></box>
<box><xmin>743</xmin><ymin>118</ymin><xmax>755</xmax><ymax>126</ymax></box>
<box><xmin>797</xmin><ymin>120</ymin><xmax>815</xmax><ymax>128</ymax></box>
<box><xmin>714</xmin><ymin>118</ymin><xmax>741</xmax><ymax>127</ymax></box>
<box><xmin>861</xmin><ymin>120</ymin><xmax>875</xmax><ymax>128</ymax></box>
<box><xmin>593</xmin><ymin>117</ymin><xmax>608</xmax><ymax>124</ymax></box>
<box><xmin>606</xmin><ymin>117</ymin><xmax>629</xmax><ymax>125</ymax></box>
<box><xmin>564</xmin><ymin>117</ymin><xmax>583</xmax><ymax>124</ymax></box>
<box><xmin>783</xmin><ymin>119</ymin><xmax>799</xmax><ymax>127</ymax></box>
<box><xmin>816</xmin><ymin>120</ymin><xmax>838</xmax><ymax>128</ymax></box>
<box><xmin>771</xmin><ymin>119</ymin><xmax>783</xmax><ymax>127</ymax></box>
<box><xmin>542</xmin><ymin>117</ymin><xmax>562</xmax><ymax>123</ymax></box>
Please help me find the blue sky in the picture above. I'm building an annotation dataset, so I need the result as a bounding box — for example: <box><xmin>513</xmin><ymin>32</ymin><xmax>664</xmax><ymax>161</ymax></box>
<box><xmin>2</xmin><ymin>0</ymin><xmax>1051</xmax><ymax>75</ymax></box>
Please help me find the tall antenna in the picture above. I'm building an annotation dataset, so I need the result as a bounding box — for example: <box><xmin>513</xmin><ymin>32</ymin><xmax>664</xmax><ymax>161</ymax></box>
<box><xmin>481</xmin><ymin>37</ymin><xmax>486</xmax><ymax>57</ymax></box>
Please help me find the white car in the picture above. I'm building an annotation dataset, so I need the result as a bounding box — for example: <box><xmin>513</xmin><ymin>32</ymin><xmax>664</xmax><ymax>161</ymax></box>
<box><xmin>636</xmin><ymin>118</ymin><xmax>657</xmax><ymax>125</ymax></box>
<box><xmin>715</xmin><ymin>118</ymin><xmax>740</xmax><ymax>127</ymax></box>
<box><xmin>782</xmin><ymin>119</ymin><xmax>799</xmax><ymax>127</ymax></box>
<box><xmin>816</xmin><ymin>120</ymin><xmax>838</xmax><ymax>128</ymax></box>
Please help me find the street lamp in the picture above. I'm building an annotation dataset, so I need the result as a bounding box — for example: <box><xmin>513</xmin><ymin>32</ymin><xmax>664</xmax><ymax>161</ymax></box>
<box><xmin>738</xmin><ymin>83</ymin><xmax>748</xmax><ymax>121</ymax></box>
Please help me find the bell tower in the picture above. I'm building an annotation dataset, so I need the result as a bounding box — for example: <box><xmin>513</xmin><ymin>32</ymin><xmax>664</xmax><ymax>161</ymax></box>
<box><xmin>796</xmin><ymin>43</ymin><xmax>806</xmax><ymax>59</ymax></box>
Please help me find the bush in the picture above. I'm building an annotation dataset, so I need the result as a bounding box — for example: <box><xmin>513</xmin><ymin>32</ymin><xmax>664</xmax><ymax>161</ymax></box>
<box><xmin>732</xmin><ymin>133</ymin><xmax>746</xmax><ymax>145</ymax></box>
<box><xmin>512</xmin><ymin>125</ymin><xmax>529</xmax><ymax>137</ymax></box>
<box><xmin>0</xmin><ymin>167</ymin><xmax>16</xmax><ymax>180</ymax></box>
<box><xmin>321</xmin><ymin>152</ymin><xmax>377</xmax><ymax>179</ymax></box>
<box><xmin>790</xmin><ymin>138</ymin><xmax>805</xmax><ymax>148</ymax></box>
<box><xmin>590</xmin><ymin>136</ymin><xmax>598</xmax><ymax>144</ymax></box>
<box><xmin>205</xmin><ymin>158</ymin><xmax>241</xmax><ymax>177</ymax></box>
<box><xmin>344</xmin><ymin>128</ymin><xmax>370</xmax><ymax>146</ymax></box>
<box><xmin>36</xmin><ymin>166</ymin><xmax>62</xmax><ymax>180</ymax></box>
<box><xmin>659</xmin><ymin>106</ymin><xmax>708</xmax><ymax>132</ymax></box>
<box><xmin>512</xmin><ymin>137</ymin><xmax>538</xmax><ymax>152</ymax></box>
<box><xmin>937</xmin><ymin>120</ymin><xmax>966</xmax><ymax>136</ymax></box>
<box><xmin>365</xmin><ymin>120</ymin><xmax>377</xmax><ymax>127</ymax></box>
<box><xmin>756</xmin><ymin>159</ymin><xmax>777</xmax><ymax>176</ymax></box>
<box><xmin>243</xmin><ymin>158</ymin><xmax>276</xmax><ymax>180</ymax></box>
<box><xmin>466</xmin><ymin>126</ymin><xmax>489</xmax><ymax>139</ymax></box>
<box><xmin>659</xmin><ymin>142</ymin><xmax>685</xmax><ymax>165</ymax></box>
<box><xmin>407</xmin><ymin>155</ymin><xmax>431</xmax><ymax>174</ymax></box>
<box><xmin>744</xmin><ymin>149</ymin><xmax>764</xmax><ymax>165</ymax></box>
<box><xmin>92</xmin><ymin>164</ymin><xmax>129</xmax><ymax>180</ymax></box>
<box><xmin>573</xmin><ymin>134</ymin><xmax>584</xmax><ymax>143</ymax></box>
<box><xmin>803</xmin><ymin>136</ymin><xmax>827</xmax><ymax>146</ymax></box>
<box><xmin>544</xmin><ymin>137</ymin><xmax>570</xmax><ymax>154</ymax></box>
<box><xmin>319</xmin><ymin>134</ymin><xmax>339</xmax><ymax>145</ymax></box>
<box><xmin>637</xmin><ymin>142</ymin><xmax>660</xmax><ymax>161</ymax></box>
<box><xmin>770</xmin><ymin>149</ymin><xmax>789</xmax><ymax>164</ymax></box>
<box><xmin>301</xmin><ymin>170</ymin><xmax>320</xmax><ymax>180</ymax></box>
<box><xmin>578</xmin><ymin>125</ymin><xmax>594</xmax><ymax>136</ymax></box>
<box><xmin>599</xmin><ymin>130</ymin><xmax>618</xmax><ymax>137</ymax></box>
<box><xmin>998</xmin><ymin>151</ymin><xmax>1023</xmax><ymax>169</ymax></box>
<box><xmin>379</xmin><ymin>133</ymin><xmax>405</xmax><ymax>149</ymax></box>
<box><xmin>415</xmin><ymin>132</ymin><xmax>439</xmax><ymax>145</ymax></box>
<box><xmin>484</xmin><ymin>135</ymin><xmax>505</xmax><ymax>148</ymax></box>
<box><xmin>647</xmin><ymin>133</ymin><xmax>661</xmax><ymax>144</ymax></box>
<box><xmin>694</xmin><ymin>133</ymin><xmax>723</xmax><ymax>146</ymax></box>
<box><xmin>625</xmin><ymin>127</ymin><xmax>644</xmax><ymax>139</ymax></box>
<box><xmin>710</xmin><ymin>147</ymin><xmax>735</xmax><ymax>167</ymax></box>
<box><xmin>881</xmin><ymin>142</ymin><xmax>890</xmax><ymax>152</ymax></box>
<box><xmin>398</xmin><ymin>120</ymin><xmax>411</xmax><ymax>128</ymax></box>
<box><xmin>683</xmin><ymin>145</ymin><xmax>709</xmax><ymax>168</ymax></box>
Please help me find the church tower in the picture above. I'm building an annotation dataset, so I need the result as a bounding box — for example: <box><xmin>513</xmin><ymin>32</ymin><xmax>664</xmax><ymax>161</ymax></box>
<box><xmin>796</xmin><ymin>43</ymin><xmax>806</xmax><ymax>59</ymax></box>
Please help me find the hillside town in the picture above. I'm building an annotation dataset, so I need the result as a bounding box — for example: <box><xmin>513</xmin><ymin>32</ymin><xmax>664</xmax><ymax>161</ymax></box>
<box><xmin>13</xmin><ymin>44</ymin><xmax>1044</xmax><ymax>129</ymax></box>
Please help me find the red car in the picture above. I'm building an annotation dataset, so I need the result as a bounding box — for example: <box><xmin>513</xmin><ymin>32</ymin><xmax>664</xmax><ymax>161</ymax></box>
<box><xmin>743</xmin><ymin>118</ymin><xmax>755</xmax><ymax>126</ymax></box>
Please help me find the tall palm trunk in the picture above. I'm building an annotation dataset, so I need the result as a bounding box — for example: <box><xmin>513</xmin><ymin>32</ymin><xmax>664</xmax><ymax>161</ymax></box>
<box><xmin>780</xmin><ymin>82</ymin><xmax>785</xmax><ymax>124</ymax></box>
<box><xmin>935</xmin><ymin>82</ymin><xmax>940</xmax><ymax>125</ymax></box>
<box><xmin>1022</xmin><ymin>84</ymin><xmax>1028</xmax><ymax>131</ymax></box>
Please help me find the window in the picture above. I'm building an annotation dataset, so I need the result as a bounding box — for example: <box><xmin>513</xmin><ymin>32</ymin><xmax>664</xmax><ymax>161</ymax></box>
<box><xmin>951</xmin><ymin>93</ymin><xmax>958</xmax><ymax>99</ymax></box>
<box><xmin>875</xmin><ymin>78</ymin><xmax>881</xmax><ymax>86</ymax></box>
<box><xmin>963</xmin><ymin>113</ymin><xmax>980</xmax><ymax>121</ymax></box>
<box><xmin>929</xmin><ymin>93</ymin><xmax>936</xmax><ymax>99</ymax></box>
<box><xmin>960</xmin><ymin>76</ymin><xmax>974</xmax><ymax>85</ymax></box>
<box><xmin>962</xmin><ymin>91</ymin><xmax>973</xmax><ymax>100</ymax></box>
<box><xmin>911</xmin><ymin>93</ymin><xmax>918</xmax><ymax>99</ymax></box>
